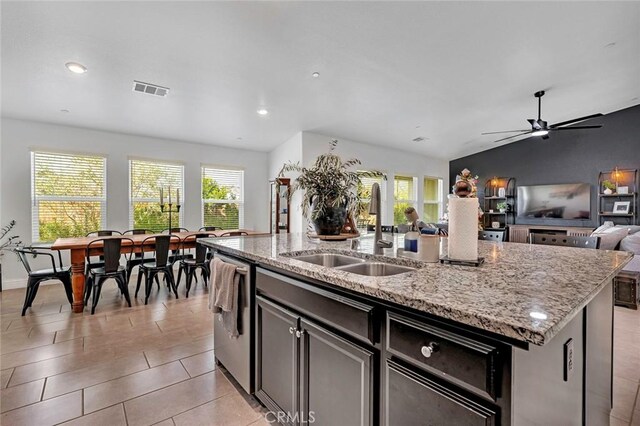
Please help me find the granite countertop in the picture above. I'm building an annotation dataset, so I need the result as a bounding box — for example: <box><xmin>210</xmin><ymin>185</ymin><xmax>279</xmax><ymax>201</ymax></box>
<box><xmin>199</xmin><ymin>232</ymin><xmax>632</xmax><ymax>346</ymax></box>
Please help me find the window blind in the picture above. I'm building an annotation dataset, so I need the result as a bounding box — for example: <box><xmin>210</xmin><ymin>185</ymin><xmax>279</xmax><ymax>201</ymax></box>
<box><xmin>393</xmin><ymin>175</ymin><xmax>417</xmax><ymax>225</ymax></box>
<box><xmin>357</xmin><ymin>172</ymin><xmax>385</xmax><ymax>227</ymax></box>
<box><xmin>31</xmin><ymin>151</ymin><xmax>106</xmax><ymax>241</ymax></box>
<box><xmin>129</xmin><ymin>159</ymin><xmax>184</xmax><ymax>232</ymax></box>
<box><xmin>202</xmin><ymin>166</ymin><xmax>244</xmax><ymax>230</ymax></box>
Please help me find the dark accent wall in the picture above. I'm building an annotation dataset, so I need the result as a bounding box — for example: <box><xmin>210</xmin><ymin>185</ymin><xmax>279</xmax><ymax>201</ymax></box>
<box><xmin>450</xmin><ymin>104</ymin><xmax>640</xmax><ymax>228</ymax></box>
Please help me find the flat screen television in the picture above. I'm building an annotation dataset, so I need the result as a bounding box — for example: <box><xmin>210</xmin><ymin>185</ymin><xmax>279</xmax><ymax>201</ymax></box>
<box><xmin>517</xmin><ymin>183</ymin><xmax>591</xmax><ymax>220</ymax></box>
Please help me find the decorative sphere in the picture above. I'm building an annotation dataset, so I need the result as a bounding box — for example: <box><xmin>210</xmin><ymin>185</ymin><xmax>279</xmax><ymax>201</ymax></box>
<box><xmin>454</xmin><ymin>181</ymin><xmax>472</xmax><ymax>198</ymax></box>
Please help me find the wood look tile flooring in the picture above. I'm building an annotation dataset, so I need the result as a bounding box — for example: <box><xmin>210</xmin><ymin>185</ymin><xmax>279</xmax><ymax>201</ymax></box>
<box><xmin>1</xmin><ymin>279</ymin><xmax>265</xmax><ymax>426</ymax></box>
<box><xmin>1</xmin><ymin>278</ymin><xmax>639</xmax><ymax>425</ymax></box>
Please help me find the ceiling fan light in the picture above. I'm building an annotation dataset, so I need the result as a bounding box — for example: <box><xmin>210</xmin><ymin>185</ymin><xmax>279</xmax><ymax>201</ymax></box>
<box><xmin>532</xmin><ymin>130</ymin><xmax>549</xmax><ymax>137</ymax></box>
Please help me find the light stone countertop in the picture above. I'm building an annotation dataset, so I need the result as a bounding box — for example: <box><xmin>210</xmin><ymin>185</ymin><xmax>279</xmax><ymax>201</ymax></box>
<box><xmin>199</xmin><ymin>232</ymin><xmax>632</xmax><ymax>346</ymax></box>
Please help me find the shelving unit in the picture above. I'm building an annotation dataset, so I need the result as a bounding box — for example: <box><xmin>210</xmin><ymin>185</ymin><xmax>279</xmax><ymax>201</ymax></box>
<box><xmin>597</xmin><ymin>169</ymin><xmax>638</xmax><ymax>226</ymax></box>
<box><xmin>270</xmin><ymin>178</ymin><xmax>291</xmax><ymax>234</ymax></box>
<box><xmin>482</xmin><ymin>177</ymin><xmax>516</xmax><ymax>237</ymax></box>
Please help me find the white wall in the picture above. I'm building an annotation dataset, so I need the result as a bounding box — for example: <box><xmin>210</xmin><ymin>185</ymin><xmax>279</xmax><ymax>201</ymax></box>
<box><xmin>268</xmin><ymin>132</ymin><xmax>303</xmax><ymax>234</ymax></box>
<box><xmin>0</xmin><ymin>118</ymin><xmax>270</xmax><ymax>287</ymax></box>
<box><xmin>300</xmin><ymin>131</ymin><xmax>449</xmax><ymax>232</ymax></box>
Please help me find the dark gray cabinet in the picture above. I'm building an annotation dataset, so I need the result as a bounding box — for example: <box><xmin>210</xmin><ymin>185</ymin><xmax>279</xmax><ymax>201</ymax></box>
<box><xmin>300</xmin><ymin>319</ymin><xmax>374</xmax><ymax>426</ymax></box>
<box><xmin>256</xmin><ymin>296</ymin><xmax>299</xmax><ymax>425</ymax></box>
<box><xmin>255</xmin><ymin>293</ymin><xmax>374</xmax><ymax>426</ymax></box>
<box><xmin>384</xmin><ymin>359</ymin><xmax>498</xmax><ymax>426</ymax></box>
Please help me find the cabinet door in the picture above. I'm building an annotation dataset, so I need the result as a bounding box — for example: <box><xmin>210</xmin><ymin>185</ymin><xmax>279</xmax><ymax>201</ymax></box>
<box><xmin>384</xmin><ymin>359</ymin><xmax>498</xmax><ymax>426</ymax></box>
<box><xmin>299</xmin><ymin>319</ymin><xmax>374</xmax><ymax>426</ymax></box>
<box><xmin>256</xmin><ymin>296</ymin><xmax>299</xmax><ymax>425</ymax></box>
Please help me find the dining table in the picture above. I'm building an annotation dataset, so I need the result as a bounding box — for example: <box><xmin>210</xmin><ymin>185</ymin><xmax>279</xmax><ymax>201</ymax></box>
<box><xmin>51</xmin><ymin>229</ymin><xmax>264</xmax><ymax>313</ymax></box>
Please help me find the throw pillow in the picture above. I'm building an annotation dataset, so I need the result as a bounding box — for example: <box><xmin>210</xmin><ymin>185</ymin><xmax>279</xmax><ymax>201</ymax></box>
<box><xmin>620</xmin><ymin>233</ymin><xmax>640</xmax><ymax>254</ymax></box>
<box><xmin>591</xmin><ymin>226</ymin><xmax>629</xmax><ymax>250</ymax></box>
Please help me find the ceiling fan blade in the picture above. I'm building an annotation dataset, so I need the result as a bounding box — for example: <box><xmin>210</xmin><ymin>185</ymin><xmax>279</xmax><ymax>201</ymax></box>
<box><xmin>550</xmin><ymin>113</ymin><xmax>603</xmax><ymax>128</ymax></box>
<box><xmin>493</xmin><ymin>131</ymin><xmax>532</xmax><ymax>143</ymax></box>
<box><xmin>542</xmin><ymin>134</ymin><xmax>550</xmax><ymax>140</ymax></box>
<box><xmin>550</xmin><ymin>125</ymin><xmax>603</xmax><ymax>130</ymax></box>
<box><xmin>482</xmin><ymin>130</ymin><xmax>530</xmax><ymax>135</ymax></box>
<box><xmin>527</xmin><ymin>118</ymin><xmax>541</xmax><ymax>130</ymax></box>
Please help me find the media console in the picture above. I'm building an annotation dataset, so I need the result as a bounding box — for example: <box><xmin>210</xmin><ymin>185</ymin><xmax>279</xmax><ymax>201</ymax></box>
<box><xmin>508</xmin><ymin>224</ymin><xmax>595</xmax><ymax>243</ymax></box>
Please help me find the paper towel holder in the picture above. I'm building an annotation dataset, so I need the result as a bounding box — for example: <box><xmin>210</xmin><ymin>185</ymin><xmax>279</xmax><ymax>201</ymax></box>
<box><xmin>440</xmin><ymin>256</ymin><xmax>485</xmax><ymax>267</ymax></box>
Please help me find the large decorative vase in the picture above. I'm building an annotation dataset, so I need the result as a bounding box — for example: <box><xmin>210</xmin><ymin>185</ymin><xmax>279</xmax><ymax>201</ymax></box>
<box><xmin>311</xmin><ymin>200</ymin><xmax>347</xmax><ymax>235</ymax></box>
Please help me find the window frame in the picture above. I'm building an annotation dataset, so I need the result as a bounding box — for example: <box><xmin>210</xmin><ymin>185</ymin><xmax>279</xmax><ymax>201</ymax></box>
<box><xmin>31</xmin><ymin>150</ymin><xmax>107</xmax><ymax>242</ymax></box>
<box><xmin>128</xmin><ymin>157</ymin><xmax>185</xmax><ymax>231</ymax></box>
<box><xmin>201</xmin><ymin>165</ymin><xmax>245</xmax><ymax>229</ymax></box>
<box><xmin>422</xmin><ymin>176</ymin><xmax>444</xmax><ymax>223</ymax></box>
<box><xmin>356</xmin><ymin>171</ymin><xmax>386</xmax><ymax>228</ymax></box>
<box><xmin>393</xmin><ymin>174</ymin><xmax>418</xmax><ymax>225</ymax></box>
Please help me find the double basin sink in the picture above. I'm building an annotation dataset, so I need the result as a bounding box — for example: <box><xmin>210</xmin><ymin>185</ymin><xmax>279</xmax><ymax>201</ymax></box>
<box><xmin>289</xmin><ymin>253</ymin><xmax>416</xmax><ymax>277</ymax></box>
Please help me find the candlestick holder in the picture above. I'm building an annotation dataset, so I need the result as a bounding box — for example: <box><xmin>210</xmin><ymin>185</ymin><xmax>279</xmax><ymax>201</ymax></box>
<box><xmin>160</xmin><ymin>203</ymin><xmax>181</xmax><ymax>232</ymax></box>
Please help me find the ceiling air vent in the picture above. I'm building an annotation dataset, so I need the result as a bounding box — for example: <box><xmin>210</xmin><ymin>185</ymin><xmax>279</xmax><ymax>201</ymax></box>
<box><xmin>412</xmin><ymin>137</ymin><xmax>426</xmax><ymax>142</ymax></box>
<box><xmin>132</xmin><ymin>80</ymin><xmax>169</xmax><ymax>97</ymax></box>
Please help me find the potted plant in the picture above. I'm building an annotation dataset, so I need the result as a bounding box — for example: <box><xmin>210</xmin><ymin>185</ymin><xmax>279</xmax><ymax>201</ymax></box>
<box><xmin>0</xmin><ymin>220</ymin><xmax>21</xmax><ymax>291</ymax></box>
<box><xmin>496</xmin><ymin>201</ymin><xmax>508</xmax><ymax>213</ymax></box>
<box><xmin>602</xmin><ymin>180</ymin><xmax>616</xmax><ymax>195</ymax></box>
<box><xmin>280</xmin><ymin>139</ymin><xmax>384</xmax><ymax>235</ymax></box>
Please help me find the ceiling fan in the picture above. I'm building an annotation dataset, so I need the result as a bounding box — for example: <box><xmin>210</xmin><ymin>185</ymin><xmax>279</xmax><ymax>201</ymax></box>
<box><xmin>482</xmin><ymin>90</ymin><xmax>603</xmax><ymax>143</ymax></box>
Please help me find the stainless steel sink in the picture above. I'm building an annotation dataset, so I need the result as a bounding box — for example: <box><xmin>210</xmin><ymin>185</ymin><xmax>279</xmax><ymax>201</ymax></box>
<box><xmin>292</xmin><ymin>253</ymin><xmax>366</xmax><ymax>267</ymax></box>
<box><xmin>335</xmin><ymin>262</ymin><xmax>416</xmax><ymax>276</ymax></box>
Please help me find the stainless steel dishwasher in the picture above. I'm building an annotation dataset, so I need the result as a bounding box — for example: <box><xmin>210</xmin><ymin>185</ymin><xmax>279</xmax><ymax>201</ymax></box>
<box><xmin>212</xmin><ymin>252</ymin><xmax>254</xmax><ymax>394</ymax></box>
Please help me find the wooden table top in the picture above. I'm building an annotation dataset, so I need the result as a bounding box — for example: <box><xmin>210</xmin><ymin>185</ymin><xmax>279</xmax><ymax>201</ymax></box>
<box><xmin>51</xmin><ymin>229</ymin><xmax>263</xmax><ymax>250</ymax></box>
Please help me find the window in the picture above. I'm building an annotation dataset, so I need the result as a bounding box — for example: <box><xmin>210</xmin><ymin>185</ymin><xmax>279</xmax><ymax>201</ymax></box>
<box><xmin>393</xmin><ymin>175</ymin><xmax>417</xmax><ymax>225</ymax></box>
<box><xmin>129</xmin><ymin>159</ymin><xmax>184</xmax><ymax>232</ymax></box>
<box><xmin>357</xmin><ymin>172</ymin><xmax>385</xmax><ymax>228</ymax></box>
<box><xmin>423</xmin><ymin>177</ymin><xmax>443</xmax><ymax>223</ymax></box>
<box><xmin>202</xmin><ymin>166</ymin><xmax>244</xmax><ymax>229</ymax></box>
<box><xmin>31</xmin><ymin>151</ymin><xmax>106</xmax><ymax>241</ymax></box>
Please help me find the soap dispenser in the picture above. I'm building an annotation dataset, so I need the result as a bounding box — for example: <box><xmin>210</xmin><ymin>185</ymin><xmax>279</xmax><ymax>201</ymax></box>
<box><xmin>404</xmin><ymin>224</ymin><xmax>419</xmax><ymax>253</ymax></box>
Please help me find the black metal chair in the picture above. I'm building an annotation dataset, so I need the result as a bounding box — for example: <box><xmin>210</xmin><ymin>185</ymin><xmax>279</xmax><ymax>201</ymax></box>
<box><xmin>530</xmin><ymin>233</ymin><xmax>600</xmax><ymax>249</ymax></box>
<box><xmin>136</xmin><ymin>235</ymin><xmax>180</xmax><ymax>304</ymax></box>
<box><xmin>199</xmin><ymin>226</ymin><xmax>223</xmax><ymax>231</ymax></box>
<box><xmin>123</xmin><ymin>229</ymin><xmax>154</xmax><ymax>283</ymax></box>
<box><xmin>84</xmin><ymin>230</ymin><xmax>123</xmax><ymax>277</ymax></box>
<box><xmin>162</xmin><ymin>227</ymin><xmax>190</xmax><ymax>234</ymax></box>
<box><xmin>84</xmin><ymin>237</ymin><xmax>134</xmax><ymax>314</ymax></box>
<box><xmin>176</xmin><ymin>234</ymin><xmax>210</xmax><ymax>298</ymax></box>
<box><xmin>219</xmin><ymin>231</ymin><xmax>249</xmax><ymax>237</ymax></box>
<box><xmin>123</xmin><ymin>229</ymin><xmax>152</xmax><ymax>235</ymax></box>
<box><xmin>479</xmin><ymin>231</ymin><xmax>505</xmax><ymax>242</ymax></box>
<box><xmin>15</xmin><ymin>247</ymin><xmax>73</xmax><ymax>316</ymax></box>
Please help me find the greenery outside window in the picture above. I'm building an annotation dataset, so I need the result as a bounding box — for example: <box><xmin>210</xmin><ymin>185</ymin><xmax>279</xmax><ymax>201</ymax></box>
<box><xmin>129</xmin><ymin>159</ymin><xmax>184</xmax><ymax>232</ymax></box>
<box><xmin>423</xmin><ymin>177</ymin><xmax>443</xmax><ymax>223</ymax></box>
<box><xmin>31</xmin><ymin>151</ymin><xmax>106</xmax><ymax>241</ymax></box>
<box><xmin>393</xmin><ymin>175</ymin><xmax>417</xmax><ymax>225</ymax></box>
<box><xmin>202</xmin><ymin>166</ymin><xmax>244</xmax><ymax>229</ymax></box>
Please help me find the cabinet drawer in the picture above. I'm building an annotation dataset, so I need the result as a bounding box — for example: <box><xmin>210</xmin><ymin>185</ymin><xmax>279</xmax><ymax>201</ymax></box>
<box><xmin>384</xmin><ymin>359</ymin><xmax>498</xmax><ymax>426</ymax></box>
<box><xmin>257</xmin><ymin>268</ymin><xmax>376</xmax><ymax>344</ymax></box>
<box><xmin>386</xmin><ymin>311</ymin><xmax>500</xmax><ymax>400</ymax></box>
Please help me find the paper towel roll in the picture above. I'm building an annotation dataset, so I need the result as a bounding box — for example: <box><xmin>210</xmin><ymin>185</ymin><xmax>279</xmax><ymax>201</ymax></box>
<box><xmin>448</xmin><ymin>197</ymin><xmax>479</xmax><ymax>261</ymax></box>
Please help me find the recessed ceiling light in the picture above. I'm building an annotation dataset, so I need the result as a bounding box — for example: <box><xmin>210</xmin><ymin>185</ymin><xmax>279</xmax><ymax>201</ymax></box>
<box><xmin>236</xmin><ymin>137</ymin><xmax>243</xmax><ymax>141</ymax></box>
<box><xmin>604</xmin><ymin>42</ymin><xmax>616</xmax><ymax>48</ymax></box>
<box><xmin>257</xmin><ymin>108</ymin><xmax>269</xmax><ymax>116</ymax></box>
<box><xmin>65</xmin><ymin>62</ymin><xmax>87</xmax><ymax>74</ymax></box>
<box><xmin>312</xmin><ymin>72</ymin><xmax>320</xmax><ymax>78</ymax></box>
<box><xmin>531</xmin><ymin>130</ymin><xmax>549</xmax><ymax>137</ymax></box>
<box><xmin>60</xmin><ymin>109</ymin><xmax>69</xmax><ymax>113</ymax></box>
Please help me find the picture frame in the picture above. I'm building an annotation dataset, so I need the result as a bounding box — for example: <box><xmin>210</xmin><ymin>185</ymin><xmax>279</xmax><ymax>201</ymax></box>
<box><xmin>617</xmin><ymin>186</ymin><xmax>629</xmax><ymax>195</ymax></box>
<box><xmin>612</xmin><ymin>201</ymin><xmax>631</xmax><ymax>214</ymax></box>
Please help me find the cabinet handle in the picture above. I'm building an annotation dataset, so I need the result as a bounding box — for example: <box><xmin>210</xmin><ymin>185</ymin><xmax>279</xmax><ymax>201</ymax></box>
<box><xmin>295</xmin><ymin>330</ymin><xmax>303</xmax><ymax>338</ymax></box>
<box><xmin>289</xmin><ymin>327</ymin><xmax>295</xmax><ymax>335</ymax></box>
<box><xmin>421</xmin><ymin>342</ymin><xmax>440</xmax><ymax>358</ymax></box>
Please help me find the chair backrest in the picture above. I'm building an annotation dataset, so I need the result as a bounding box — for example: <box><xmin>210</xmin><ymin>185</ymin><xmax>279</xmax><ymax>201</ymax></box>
<box><xmin>479</xmin><ymin>231</ymin><xmax>505</xmax><ymax>242</ymax></box>
<box><xmin>219</xmin><ymin>231</ymin><xmax>249</xmax><ymax>237</ymax></box>
<box><xmin>86</xmin><ymin>230</ymin><xmax>122</xmax><ymax>237</ymax></box>
<box><xmin>123</xmin><ymin>229</ymin><xmax>152</xmax><ymax>235</ymax></box>
<box><xmin>14</xmin><ymin>248</ymin><xmax>33</xmax><ymax>273</ymax></box>
<box><xmin>162</xmin><ymin>227</ymin><xmax>189</xmax><ymax>234</ymax></box>
<box><xmin>86</xmin><ymin>237</ymin><xmax>134</xmax><ymax>273</ymax></box>
<box><xmin>181</xmin><ymin>233</ymin><xmax>209</xmax><ymax>262</ymax></box>
<box><xmin>141</xmin><ymin>235</ymin><xmax>179</xmax><ymax>266</ymax></box>
<box><xmin>199</xmin><ymin>226</ymin><xmax>222</xmax><ymax>231</ymax></box>
<box><xmin>530</xmin><ymin>233</ymin><xmax>600</xmax><ymax>249</ymax></box>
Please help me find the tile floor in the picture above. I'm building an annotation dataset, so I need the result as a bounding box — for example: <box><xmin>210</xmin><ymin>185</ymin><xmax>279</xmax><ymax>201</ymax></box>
<box><xmin>1</xmin><ymin>276</ymin><xmax>638</xmax><ymax>425</ymax></box>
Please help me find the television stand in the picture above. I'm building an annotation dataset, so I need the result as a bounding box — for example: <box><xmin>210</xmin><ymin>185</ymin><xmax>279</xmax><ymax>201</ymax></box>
<box><xmin>508</xmin><ymin>224</ymin><xmax>595</xmax><ymax>243</ymax></box>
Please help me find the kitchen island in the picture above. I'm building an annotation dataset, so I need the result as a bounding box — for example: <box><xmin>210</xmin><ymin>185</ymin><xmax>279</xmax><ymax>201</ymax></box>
<box><xmin>201</xmin><ymin>233</ymin><xmax>632</xmax><ymax>426</ymax></box>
